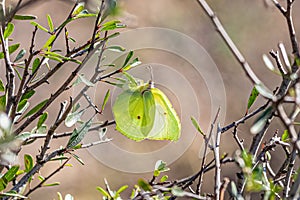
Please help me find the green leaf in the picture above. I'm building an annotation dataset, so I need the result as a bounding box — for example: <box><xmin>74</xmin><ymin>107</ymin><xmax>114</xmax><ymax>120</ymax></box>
<box><xmin>282</xmin><ymin>130</ymin><xmax>289</xmax><ymax>142</ymax></box>
<box><xmin>122</xmin><ymin>58</ymin><xmax>141</xmax><ymax>71</ymax></box>
<box><xmin>72</xmin><ymin>3</ymin><xmax>85</xmax><ymax>16</ymax></box>
<box><xmin>47</xmin><ymin>15</ymin><xmax>54</xmax><ymax>32</ymax></box>
<box><xmin>191</xmin><ymin>116</ymin><xmax>205</xmax><ymax>136</ymax></box>
<box><xmin>255</xmin><ymin>83</ymin><xmax>273</xmax><ymax>99</ymax></box>
<box><xmin>32</xmin><ymin>58</ymin><xmax>40</xmax><ymax>73</ymax></box>
<box><xmin>30</xmin><ymin>21</ymin><xmax>48</xmax><ymax>33</ymax></box>
<box><xmin>122</xmin><ymin>72</ymin><xmax>137</xmax><ymax>87</ymax></box>
<box><xmin>37</xmin><ymin>112</ymin><xmax>48</xmax><ymax>129</ymax></box>
<box><xmin>160</xmin><ymin>175</ymin><xmax>168</xmax><ymax>182</ymax></box>
<box><xmin>78</xmin><ymin>74</ymin><xmax>94</xmax><ymax>87</ymax></box>
<box><xmin>250</xmin><ymin>106</ymin><xmax>273</xmax><ymax>134</ymax></box>
<box><xmin>24</xmin><ymin>154</ymin><xmax>33</xmax><ymax>172</ymax></box>
<box><xmin>101</xmin><ymin>20</ymin><xmax>125</xmax><ymax>31</ymax></box>
<box><xmin>0</xmin><ymin>43</ymin><xmax>21</xmax><ymax>59</ymax></box>
<box><xmin>65</xmin><ymin>109</ymin><xmax>84</xmax><ymax>127</ymax></box>
<box><xmin>13</xmin><ymin>14</ymin><xmax>37</xmax><ymax>20</ymax></box>
<box><xmin>4</xmin><ymin>166</ymin><xmax>19</xmax><ymax>182</ymax></box>
<box><xmin>0</xmin><ymin>79</ymin><xmax>4</xmax><ymax>92</ymax></box>
<box><xmin>155</xmin><ymin>160</ymin><xmax>169</xmax><ymax>173</ymax></box>
<box><xmin>121</xmin><ymin>51</ymin><xmax>133</xmax><ymax>68</ymax></box>
<box><xmin>17</xmin><ymin>99</ymin><xmax>28</xmax><ymax>112</ymax></box>
<box><xmin>43</xmin><ymin>35</ymin><xmax>56</xmax><ymax>49</ymax></box>
<box><xmin>247</xmin><ymin>87</ymin><xmax>259</xmax><ymax>111</ymax></box>
<box><xmin>106</xmin><ymin>45</ymin><xmax>125</xmax><ymax>52</ymax></box>
<box><xmin>137</xmin><ymin>179</ymin><xmax>152</xmax><ymax>191</ymax></box>
<box><xmin>0</xmin><ymin>95</ymin><xmax>6</xmax><ymax>110</ymax></box>
<box><xmin>97</xmin><ymin>186</ymin><xmax>110</xmax><ymax>197</ymax></box>
<box><xmin>43</xmin><ymin>182</ymin><xmax>60</xmax><ymax>187</ymax></box>
<box><xmin>70</xmin><ymin>153</ymin><xmax>85</xmax><ymax>165</ymax></box>
<box><xmin>116</xmin><ymin>185</ymin><xmax>128</xmax><ymax>195</ymax></box>
<box><xmin>262</xmin><ymin>54</ymin><xmax>275</xmax><ymax>71</ymax></box>
<box><xmin>171</xmin><ymin>186</ymin><xmax>185</xmax><ymax>197</ymax></box>
<box><xmin>67</xmin><ymin>118</ymin><xmax>93</xmax><ymax>148</ymax></box>
<box><xmin>101</xmin><ymin>90</ymin><xmax>110</xmax><ymax>112</ymax></box>
<box><xmin>14</xmin><ymin>49</ymin><xmax>26</xmax><ymax>62</ymax></box>
<box><xmin>4</xmin><ymin>23</ymin><xmax>14</xmax><ymax>39</ymax></box>
<box><xmin>22</xmin><ymin>99</ymin><xmax>48</xmax><ymax>119</ymax></box>
<box><xmin>1</xmin><ymin>192</ymin><xmax>27</xmax><ymax>198</ymax></box>
<box><xmin>57</xmin><ymin>192</ymin><xmax>63</xmax><ymax>200</ymax></box>
<box><xmin>20</xmin><ymin>90</ymin><xmax>35</xmax><ymax>101</ymax></box>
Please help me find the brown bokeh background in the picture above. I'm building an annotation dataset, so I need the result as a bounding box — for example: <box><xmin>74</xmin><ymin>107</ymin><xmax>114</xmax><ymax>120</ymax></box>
<box><xmin>2</xmin><ymin>0</ymin><xmax>300</xmax><ymax>199</ymax></box>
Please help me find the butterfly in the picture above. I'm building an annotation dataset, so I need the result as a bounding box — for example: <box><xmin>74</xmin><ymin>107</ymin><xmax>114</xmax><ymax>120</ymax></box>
<box><xmin>112</xmin><ymin>77</ymin><xmax>181</xmax><ymax>141</ymax></box>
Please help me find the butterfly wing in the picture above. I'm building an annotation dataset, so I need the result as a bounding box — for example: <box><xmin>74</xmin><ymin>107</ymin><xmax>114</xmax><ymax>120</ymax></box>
<box><xmin>147</xmin><ymin>88</ymin><xmax>181</xmax><ymax>141</ymax></box>
<box><xmin>113</xmin><ymin>89</ymin><xmax>156</xmax><ymax>141</ymax></box>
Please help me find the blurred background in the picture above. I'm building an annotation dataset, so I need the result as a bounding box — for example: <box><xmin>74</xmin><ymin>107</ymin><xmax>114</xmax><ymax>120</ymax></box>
<box><xmin>3</xmin><ymin>0</ymin><xmax>300</xmax><ymax>199</ymax></box>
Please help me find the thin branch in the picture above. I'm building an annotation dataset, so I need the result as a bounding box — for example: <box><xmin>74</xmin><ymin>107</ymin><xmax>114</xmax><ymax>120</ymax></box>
<box><xmin>37</xmin><ymin>98</ymin><xmax>72</xmax><ymax>162</ymax></box>
<box><xmin>213</xmin><ymin>124</ymin><xmax>222</xmax><ymax>199</ymax></box>
<box><xmin>196</xmin><ymin>108</ymin><xmax>220</xmax><ymax>194</ymax></box>
<box><xmin>196</xmin><ymin>0</ymin><xmax>262</xmax><ymax>86</ymax></box>
<box><xmin>25</xmin><ymin>157</ymin><xmax>71</xmax><ymax>197</ymax></box>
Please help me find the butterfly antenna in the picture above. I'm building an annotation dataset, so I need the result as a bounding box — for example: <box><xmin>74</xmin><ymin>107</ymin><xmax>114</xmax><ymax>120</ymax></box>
<box><xmin>147</xmin><ymin>66</ymin><xmax>155</xmax><ymax>88</ymax></box>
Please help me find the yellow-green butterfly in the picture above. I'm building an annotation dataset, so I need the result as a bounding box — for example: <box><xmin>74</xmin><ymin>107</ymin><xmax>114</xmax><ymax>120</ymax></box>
<box><xmin>112</xmin><ymin>76</ymin><xmax>181</xmax><ymax>141</ymax></box>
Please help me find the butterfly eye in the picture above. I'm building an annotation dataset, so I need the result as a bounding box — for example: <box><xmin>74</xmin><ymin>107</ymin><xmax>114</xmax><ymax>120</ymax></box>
<box><xmin>137</xmin><ymin>116</ymin><xmax>141</xmax><ymax>119</ymax></box>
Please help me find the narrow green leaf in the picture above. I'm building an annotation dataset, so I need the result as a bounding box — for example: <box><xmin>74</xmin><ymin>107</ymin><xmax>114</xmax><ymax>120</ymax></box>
<box><xmin>0</xmin><ymin>43</ymin><xmax>21</xmax><ymax>59</ymax></box>
<box><xmin>0</xmin><ymin>95</ymin><xmax>6</xmax><ymax>109</ymax></box>
<box><xmin>20</xmin><ymin>90</ymin><xmax>35</xmax><ymax>101</ymax></box>
<box><xmin>47</xmin><ymin>15</ymin><xmax>54</xmax><ymax>32</ymax></box>
<box><xmin>32</xmin><ymin>58</ymin><xmax>40</xmax><ymax>73</ymax></box>
<box><xmin>247</xmin><ymin>87</ymin><xmax>259</xmax><ymax>110</ymax></box>
<box><xmin>14</xmin><ymin>49</ymin><xmax>26</xmax><ymax>62</ymax></box>
<box><xmin>24</xmin><ymin>154</ymin><xmax>33</xmax><ymax>172</ymax></box>
<box><xmin>73</xmin><ymin>13</ymin><xmax>97</xmax><ymax>19</ymax></box>
<box><xmin>44</xmin><ymin>55</ymin><xmax>63</xmax><ymax>63</ymax></box>
<box><xmin>43</xmin><ymin>35</ymin><xmax>56</xmax><ymax>49</ymax></box>
<box><xmin>101</xmin><ymin>90</ymin><xmax>110</xmax><ymax>112</ymax></box>
<box><xmin>155</xmin><ymin>160</ymin><xmax>169</xmax><ymax>173</ymax></box>
<box><xmin>160</xmin><ymin>175</ymin><xmax>168</xmax><ymax>182</ymax></box>
<box><xmin>3</xmin><ymin>23</ymin><xmax>14</xmax><ymax>39</ymax></box>
<box><xmin>37</xmin><ymin>112</ymin><xmax>48</xmax><ymax>129</ymax></box>
<box><xmin>67</xmin><ymin>118</ymin><xmax>92</xmax><ymax>148</ymax></box>
<box><xmin>70</xmin><ymin>153</ymin><xmax>85</xmax><ymax>165</ymax></box>
<box><xmin>17</xmin><ymin>99</ymin><xmax>28</xmax><ymax>112</ymax></box>
<box><xmin>137</xmin><ymin>179</ymin><xmax>152</xmax><ymax>191</ymax></box>
<box><xmin>30</xmin><ymin>21</ymin><xmax>48</xmax><ymax>33</ymax></box>
<box><xmin>122</xmin><ymin>58</ymin><xmax>141</xmax><ymax>71</ymax></box>
<box><xmin>57</xmin><ymin>192</ymin><xmax>63</xmax><ymax>200</ymax></box>
<box><xmin>13</xmin><ymin>67</ymin><xmax>22</xmax><ymax>80</ymax></box>
<box><xmin>38</xmin><ymin>175</ymin><xmax>45</xmax><ymax>181</ymax></box>
<box><xmin>43</xmin><ymin>182</ymin><xmax>60</xmax><ymax>187</ymax></box>
<box><xmin>78</xmin><ymin>74</ymin><xmax>94</xmax><ymax>87</ymax></box>
<box><xmin>97</xmin><ymin>186</ymin><xmax>110</xmax><ymax>197</ymax></box>
<box><xmin>106</xmin><ymin>45</ymin><xmax>125</xmax><ymax>52</ymax></box>
<box><xmin>13</xmin><ymin>14</ymin><xmax>37</xmax><ymax>20</ymax></box>
<box><xmin>1</xmin><ymin>192</ymin><xmax>27</xmax><ymax>198</ymax></box>
<box><xmin>116</xmin><ymin>185</ymin><xmax>128</xmax><ymax>195</ymax></box>
<box><xmin>250</xmin><ymin>106</ymin><xmax>273</xmax><ymax>134</ymax></box>
<box><xmin>0</xmin><ymin>79</ymin><xmax>4</xmax><ymax>92</ymax></box>
<box><xmin>4</xmin><ymin>166</ymin><xmax>19</xmax><ymax>182</ymax></box>
<box><xmin>191</xmin><ymin>116</ymin><xmax>205</xmax><ymax>136</ymax></box>
<box><xmin>72</xmin><ymin>3</ymin><xmax>85</xmax><ymax>16</ymax></box>
<box><xmin>122</xmin><ymin>72</ymin><xmax>137</xmax><ymax>87</ymax></box>
<box><xmin>262</xmin><ymin>54</ymin><xmax>275</xmax><ymax>71</ymax></box>
<box><xmin>171</xmin><ymin>186</ymin><xmax>185</xmax><ymax>197</ymax></box>
<box><xmin>65</xmin><ymin>109</ymin><xmax>84</xmax><ymax>127</ymax></box>
<box><xmin>255</xmin><ymin>83</ymin><xmax>273</xmax><ymax>99</ymax></box>
<box><xmin>22</xmin><ymin>99</ymin><xmax>48</xmax><ymax>119</ymax></box>
<box><xmin>282</xmin><ymin>130</ymin><xmax>289</xmax><ymax>142</ymax></box>
<box><xmin>121</xmin><ymin>51</ymin><xmax>133</xmax><ymax>68</ymax></box>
